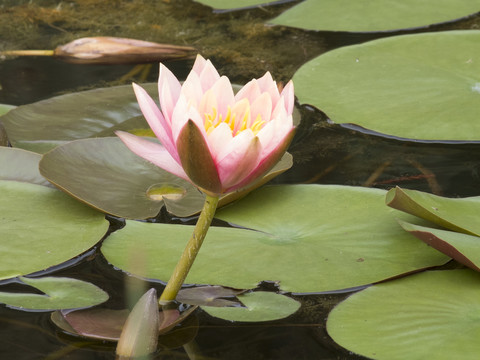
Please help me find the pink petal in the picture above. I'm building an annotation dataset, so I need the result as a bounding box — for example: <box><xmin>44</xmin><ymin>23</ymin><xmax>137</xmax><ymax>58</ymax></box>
<box><xmin>115</xmin><ymin>131</ymin><xmax>188</xmax><ymax>181</ymax></box>
<box><xmin>280</xmin><ymin>80</ymin><xmax>295</xmax><ymax>115</ymax></box>
<box><xmin>256</xmin><ymin>72</ymin><xmax>280</xmax><ymax>106</ymax></box>
<box><xmin>257</xmin><ymin>113</ymin><xmax>293</xmax><ymax>158</ymax></box>
<box><xmin>235</xmin><ymin>79</ymin><xmax>261</xmax><ymax>103</ymax></box>
<box><xmin>191</xmin><ymin>54</ymin><xmax>208</xmax><ymax>75</ymax></box>
<box><xmin>215</xmin><ymin>130</ymin><xmax>261</xmax><ymax>189</ymax></box>
<box><xmin>231</xmin><ymin>98</ymin><xmax>251</xmax><ymax>134</ymax></box>
<box><xmin>132</xmin><ymin>83</ymin><xmax>179</xmax><ymax>162</ymax></box>
<box><xmin>250</xmin><ymin>92</ymin><xmax>273</xmax><ymax>124</ymax></box>
<box><xmin>226</xmin><ymin>127</ymin><xmax>295</xmax><ymax>193</ymax></box>
<box><xmin>181</xmin><ymin>71</ymin><xmax>203</xmax><ymax>108</ymax></box>
<box><xmin>158</xmin><ymin>63</ymin><xmax>181</xmax><ymax>124</ymax></box>
<box><xmin>198</xmin><ymin>59</ymin><xmax>220</xmax><ymax>92</ymax></box>
<box><xmin>208</xmin><ymin>76</ymin><xmax>235</xmax><ymax>116</ymax></box>
<box><xmin>207</xmin><ymin>122</ymin><xmax>233</xmax><ymax>160</ymax></box>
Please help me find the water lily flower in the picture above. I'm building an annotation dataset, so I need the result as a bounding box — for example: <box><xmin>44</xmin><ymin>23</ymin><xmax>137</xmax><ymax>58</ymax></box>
<box><xmin>116</xmin><ymin>54</ymin><xmax>295</xmax><ymax>196</ymax></box>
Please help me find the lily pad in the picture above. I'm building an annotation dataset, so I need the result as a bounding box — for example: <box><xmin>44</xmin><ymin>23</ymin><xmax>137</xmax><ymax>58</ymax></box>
<box><xmin>0</xmin><ymin>83</ymin><xmax>156</xmax><ymax>153</ymax></box>
<box><xmin>386</xmin><ymin>187</ymin><xmax>480</xmax><ymax>236</ymax></box>
<box><xmin>0</xmin><ymin>276</ymin><xmax>108</xmax><ymax>310</ymax></box>
<box><xmin>293</xmin><ymin>31</ymin><xmax>480</xmax><ymax>141</ymax></box>
<box><xmin>0</xmin><ymin>147</ymin><xmax>50</xmax><ymax>186</ymax></box>
<box><xmin>177</xmin><ymin>286</ymin><xmax>244</xmax><ymax>307</ymax></box>
<box><xmin>201</xmin><ymin>291</ymin><xmax>300</xmax><ymax>322</ymax></box>
<box><xmin>327</xmin><ymin>269</ymin><xmax>480</xmax><ymax>360</ymax></box>
<box><xmin>270</xmin><ymin>0</ymin><xmax>480</xmax><ymax>32</ymax></box>
<box><xmin>0</xmin><ymin>180</ymin><xmax>109</xmax><ymax>280</ymax></box>
<box><xmin>39</xmin><ymin>137</ymin><xmax>293</xmax><ymax>219</ymax></box>
<box><xmin>400</xmin><ymin>221</ymin><xmax>480</xmax><ymax>272</ymax></box>
<box><xmin>101</xmin><ymin>185</ymin><xmax>448</xmax><ymax>293</ymax></box>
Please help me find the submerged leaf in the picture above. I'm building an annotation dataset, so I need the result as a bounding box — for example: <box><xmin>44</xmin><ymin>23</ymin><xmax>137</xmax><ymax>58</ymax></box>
<box><xmin>177</xmin><ymin>286</ymin><xmax>244</xmax><ymax>307</ymax></box>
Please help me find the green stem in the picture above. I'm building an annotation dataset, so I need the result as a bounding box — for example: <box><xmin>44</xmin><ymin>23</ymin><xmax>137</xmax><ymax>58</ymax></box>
<box><xmin>159</xmin><ymin>194</ymin><xmax>219</xmax><ymax>304</ymax></box>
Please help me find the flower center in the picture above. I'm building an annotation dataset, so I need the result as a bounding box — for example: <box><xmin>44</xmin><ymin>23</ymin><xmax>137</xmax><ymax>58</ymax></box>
<box><xmin>204</xmin><ymin>105</ymin><xmax>264</xmax><ymax>136</ymax></box>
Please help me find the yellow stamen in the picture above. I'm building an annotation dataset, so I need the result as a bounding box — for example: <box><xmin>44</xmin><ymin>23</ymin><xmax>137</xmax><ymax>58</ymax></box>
<box><xmin>204</xmin><ymin>102</ymin><xmax>265</xmax><ymax>136</ymax></box>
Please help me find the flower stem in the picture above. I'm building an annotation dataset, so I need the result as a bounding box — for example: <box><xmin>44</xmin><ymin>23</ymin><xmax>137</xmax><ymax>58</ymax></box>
<box><xmin>159</xmin><ymin>194</ymin><xmax>219</xmax><ymax>304</ymax></box>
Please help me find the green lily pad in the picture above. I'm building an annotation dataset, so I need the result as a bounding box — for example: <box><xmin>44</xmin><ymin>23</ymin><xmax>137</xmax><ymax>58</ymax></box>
<box><xmin>400</xmin><ymin>220</ymin><xmax>480</xmax><ymax>272</ymax></box>
<box><xmin>386</xmin><ymin>187</ymin><xmax>480</xmax><ymax>236</ymax></box>
<box><xmin>39</xmin><ymin>137</ymin><xmax>292</xmax><ymax>219</ymax></box>
<box><xmin>0</xmin><ymin>180</ymin><xmax>109</xmax><ymax>280</ymax></box>
<box><xmin>0</xmin><ymin>147</ymin><xmax>50</xmax><ymax>186</ymax></box>
<box><xmin>0</xmin><ymin>277</ymin><xmax>108</xmax><ymax>310</ymax></box>
<box><xmin>201</xmin><ymin>291</ymin><xmax>300</xmax><ymax>322</ymax></box>
<box><xmin>0</xmin><ymin>104</ymin><xmax>15</xmax><ymax>116</ymax></box>
<box><xmin>101</xmin><ymin>185</ymin><xmax>448</xmax><ymax>293</ymax></box>
<box><xmin>293</xmin><ymin>31</ymin><xmax>480</xmax><ymax>141</ymax></box>
<box><xmin>39</xmin><ymin>137</ymin><xmax>204</xmax><ymax>219</ymax></box>
<box><xmin>194</xmin><ymin>0</ymin><xmax>284</xmax><ymax>11</ymax></box>
<box><xmin>270</xmin><ymin>0</ymin><xmax>480</xmax><ymax>32</ymax></box>
<box><xmin>0</xmin><ymin>83</ymin><xmax>156</xmax><ymax>153</ymax></box>
<box><xmin>327</xmin><ymin>269</ymin><xmax>480</xmax><ymax>360</ymax></box>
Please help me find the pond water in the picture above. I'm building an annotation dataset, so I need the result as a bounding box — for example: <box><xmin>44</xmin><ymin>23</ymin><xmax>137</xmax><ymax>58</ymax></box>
<box><xmin>1</xmin><ymin>1</ymin><xmax>480</xmax><ymax>359</ymax></box>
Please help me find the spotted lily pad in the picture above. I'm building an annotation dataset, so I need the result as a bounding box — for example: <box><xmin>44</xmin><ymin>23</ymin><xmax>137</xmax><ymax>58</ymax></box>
<box><xmin>0</xmin><ymin>83</ymin><xmax>156</xmax><ymax>153</ymax></box>
<box><xmin>0</xmin><ymin>180</ymin><xmax>109</xmax><ymax>280</ymax></box>
<box><xmin>39</xmin><ymin>137</ymin><xmax>293</xmax><ymax>219</ymax></box>
<box><xmin>386</xmin><ymin>186</ymin><xmax>480</xmax><ymax>236</ymax></box>
<box><xmin>201</xmin><ymin>291</ymin><xmax>300</xmax><ymax>322</ymax></box>
<box><xmin>101</xmin><ymin>185</ymin><xmax>448</xmax><ymax>293</ymax></box>
<box><xmin>327</xmin><ymin>269</ymin><xmax>480</xmax><ymax>360</ymax></box>
<box><xmin>0</xmin><ymin>147</ymin><xmax>49</xmax><ymax>186</ymax></box>
<box><xmin>293</xmin><ymin>31</ymin><xmax>480</xmax><ymax>141</ymax></box>
<box><xmin>0</xmin><ymin>277</ymin><xmax>108</xmax><ymax>310</ymax></box>
<box><xmin>270</xmin><ymin>0</ymin><xmax>480</xmax><ymax>32</ymax></box>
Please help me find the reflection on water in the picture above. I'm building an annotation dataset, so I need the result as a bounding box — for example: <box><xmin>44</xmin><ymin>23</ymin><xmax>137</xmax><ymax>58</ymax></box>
<box><xmin>1</xmin><ymin>0</ymin><xmax>480</xmax><ymax>359</ymax></box>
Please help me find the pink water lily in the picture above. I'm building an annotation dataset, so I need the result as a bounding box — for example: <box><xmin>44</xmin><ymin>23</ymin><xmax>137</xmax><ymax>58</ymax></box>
<box><xmin>116</xmin><ymin>54</ymin><xmax>295</xmax><ymax>195</ymax></box>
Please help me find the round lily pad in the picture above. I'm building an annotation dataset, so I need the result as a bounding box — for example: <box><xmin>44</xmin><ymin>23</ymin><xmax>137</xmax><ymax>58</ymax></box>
<box><xmin>0</xmin><ymin>277</ymin><xmax>108</xmax><ymax>311</ymax></box>
<box><xmin>0</xmin><ymin>180</ymin><xmax>109</xmax><ymax>280</ymax></box>
<box><xmin>327</xmin><ymin>269</ymin><xmax>480</xmax><ymax>360</ymax></box>
<box><xmin>39</xmin><ymin>137</ymin><xmax>293</xmax><ymax>219</ymax></box>
<box><xmin>0</xmin><ymin>147</ymin><xmax>49</xmax><ymax>186</ymax></box>
<box><xmin>270</xmin><ymin>0</ymin><xmax>480</xmax><ymax>32</ymax></box>
<box><xmin>201</xmin><ymin>291</ymin><xmax>300</xmax><ymax>322</ymax></box>
<box><xmin>0</xmin><ymin>83</ymin><xmax>155</xmax><ymax>153</ymax></box>
<box><xmin>101</xmin><ymin>185</ymin><xmax>448</xmax><ymax>293</ymax></box>
<box><xmin>293</xmin><ymin>31</ymin><xmax>480</xmax><ymax>141</ymax></box>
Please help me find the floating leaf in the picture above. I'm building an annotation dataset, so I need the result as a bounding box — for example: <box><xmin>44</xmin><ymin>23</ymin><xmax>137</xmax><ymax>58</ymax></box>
<box><xmin>0</xmin><ymin>180</ymin><xmax>109</xmax><ymax>280</ymax></box>
<box><xmin>39</xmin><ymin>137</ymin><xmax>203</xmax><ymax>219</ymax></box>
<box><xmin>202</xmin><ymin>291</ymin><xmax>300</xmax><ymax>322</ymax></box>
<box><xmin>177</xmin><ymin>286</ymin><xmax>244</xmax><ymax>307</ymax></box>
<box><xmin>0</xmin><ymin>277</ymin><xmax>108</xmax><ymax>310</ymax></box>
<box><xmin>0</xmin><ymin>83</ymin><xmax>156</xmax><ymax>153</ymax></box>
<box><xmin>0</xmin><ymin>147</ymin><xmax>49</xmax><ymax>186</ymax></box>
<box><xmin>101</xmin><ymin>185</ymin><xmax>448</xmax><ymax>293</ymax></box>
<box><xmin>386</xmin><ymin>186</ymin><xmax>480</xmax><ymax>236</ymax></box>
<box><xmin>39</xmin><ymin>137</ymin><xmax>292</xmax><ymax>219</ymax></box>
<box><xmin>293</xmin><ymin>31</ymin><xmax>480</xmax><ymax>141</ymax></box>
<box><xmin>194</xmin><ymin>0</ymin><xmax>285</xmax><ymax>11</ymax></box>
<box><xmin>52</xmin><ymin>304</ymin><xmax>198</xmax><ymax>341</ymax></box>
<box><xmin>270</xmin><ymin>0</ymin><xmax>480</xmax><ymax>32</ymax></box>
<box><xmin>400</xmin><ymin>220</ymin><xmax>480</xmax><ymax>272</ymax></box>
<box><xmin>327</xmin><ymin>269</ymin><xmax>480</xmax><ymax>360</ymax></box>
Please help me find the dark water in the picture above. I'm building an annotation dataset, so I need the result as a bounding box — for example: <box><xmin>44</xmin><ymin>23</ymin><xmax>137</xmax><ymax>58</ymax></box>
<box><xmin>1</xmin><ymin>1</ymin><xmax>480</xmax><ymax>359</ymax></box>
